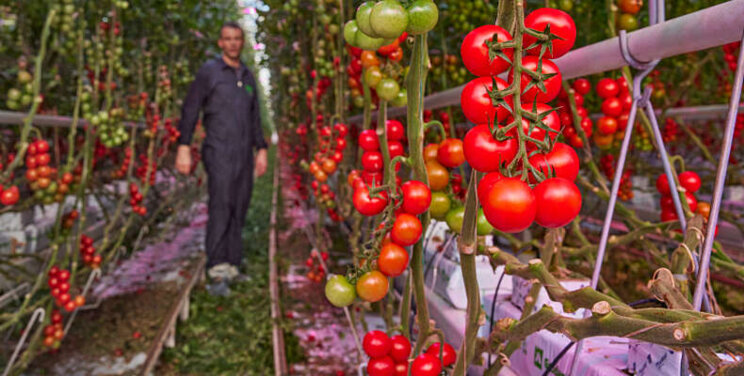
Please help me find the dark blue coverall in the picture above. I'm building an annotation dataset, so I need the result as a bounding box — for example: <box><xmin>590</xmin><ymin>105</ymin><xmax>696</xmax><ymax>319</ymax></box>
<box><xmin>178</xmin><ymin>57</ymin><xmax>268</xmax><ymax>268</ymax></box>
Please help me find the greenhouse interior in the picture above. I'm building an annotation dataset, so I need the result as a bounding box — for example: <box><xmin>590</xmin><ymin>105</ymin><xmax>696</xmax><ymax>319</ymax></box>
<box><xmin>1</xmin><ymin>0</ymin><xmax>744</xmax><ymax>375</ymax></box>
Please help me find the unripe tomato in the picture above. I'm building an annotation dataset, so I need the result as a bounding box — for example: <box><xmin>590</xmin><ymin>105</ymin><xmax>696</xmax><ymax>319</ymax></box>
<box><xmin>429</xmin><ymin>191</ymin><xmax>451</xmax><ymax>220</ymax></box>
<box><xmin>476</xmin><ymin>209</ymin><xmax>494</xmax><ymax>236</ymax></box>
<box><xmin>406</xmin><ymin>0</ymin><xmax>439</xmax><ymax>35</ymax></box>
<box><xmin>445</xmin><ymin>206</ymin><xmax>465</xmax><ymax>233</ymax></box>
<box><xmin>325</xmin><ymin>275</ymin><xmax>356</xmax><ymax>307</ymax></box>
<box><xmin>423</xmin><ymin>143</ymin><xmax>438</xmax><ymax>162</ymax></box>
<box><xmin>377</xmin><ymin>78</ymin><xmax>400</xmax><ymax>101</ymax></box>
<box><xmin>356</xmin><ymin>270</ymin><xmax>389</xmax><ymax>302</ymax></box>
<box><xmin>369</xmin><ymin>0</ymin><xmax>409</xmax><ymax>39</ymax></box>
<box><xmin>425</xmin><ymin>161</ymin><xmax>449</xmax><ymax>191</ymax></box>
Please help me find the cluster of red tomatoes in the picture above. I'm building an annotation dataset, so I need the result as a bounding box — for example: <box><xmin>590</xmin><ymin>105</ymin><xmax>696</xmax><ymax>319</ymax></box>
<box><xmin>592</xmin><ymin>77</ymin><xmax>633</xmax><ymax>149</ymax></box>
<box><xmin>306</xmin><ymin>71</ymin><xmax>333</xmax><ymax>110</ymax></box>
<box><xmin>305</xmin><ymin>250</ymin><xmax>328</xmax><ymax>283</ymax></box>
<box><xmin>458</xmin><ymin>9</ymin><xmax>582</xmax><ymax>233</ymax></box>
<box><xmin>135</xmin><ymin>153</ymin><xmax>156</xmax><ymax>186</ymax></box>
<box><xmin>112</xmin><ymin>147</ymin><xmax>132</xmax><ymax>179</ymax></box>
<box><xmin>600</xmin><ymin>154</ymin><xmax>634</xmax><ymax>201</ymax></box>
<box><xmin>735</xmin><ymin>114</ymin><xmax>744</xmax><ymax>140</ymax></box>
<box><xmin>25</xmin><ymin>138</ymin><xmax>75</xmax><ymax>204</ymax></box>
<box><xmin>656</xmin><ymin>171</ymin><xmax>703</xmax><ymax>223</ymax></box>
<box><xmin>162</xmin><ymin>117</ymin><xmax>180</xmax><ymax>143</ymax></box>
<box><xmin>129</xmin><ymin>182</ymin><xmax>147</xmax><ymax>216</ymax></box>
<box><xmin>309</xmin><ymin>121</ymin><xmax>348</xmax><ymax>221</ymax></box>
<box><xmin>79</xmin><ymin>234</ymin><xmax>102</xmax><ymax>268</ymax></box>
<box><xmin>663</xmin><ymin>118</ymin><xmax>680</xmax><ymax>143</ymax></box>
<box><xmin>61</xmin><ymin>209</ymin><xmax>79</xmax><ymax>230</ymax></box>
<box><xmin>0</xmin><ymin>185</ymin><xmax>20</xmax><ymax>206</ymax></box>
<box><xmin>363</xmin><ymin>330</ymin><xmax>457</xmax><ymax>376</ymax></box>
<box><xmin>47</xmin><ymin>266</ymin><xmax>85</xmax><ymax>313</ymax></box>
<box><xmin>723</xmin><ymin>42</ymin><xmax>740</xmax><ymax>73</ymax></box>
<box><xmin>559</xmin><ymin>78</ymin><xmax>593</xmax><ymax>148</ymax></box>
<box><xmin>42</xmin><ymin>309</ymin><xmax>65</xmax><ymax>350</ymax></box>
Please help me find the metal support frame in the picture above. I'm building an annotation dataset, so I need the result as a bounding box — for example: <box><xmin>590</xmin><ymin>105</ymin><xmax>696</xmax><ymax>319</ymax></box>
<box><xmin>2</xmin><ymin>308</ymin><xmax>45</xmax><ymax>376</ymax></box>
<box><xmin>64</xmin><ymin>268</ymin><xmax>102</xmax><ymax>335</ymax></box>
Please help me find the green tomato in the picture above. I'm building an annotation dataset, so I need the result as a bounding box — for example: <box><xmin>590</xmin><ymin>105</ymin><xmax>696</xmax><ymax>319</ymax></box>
<box><xmin>370</xmin><ymin>0</ymin><xmax>409</xmax><ymax>39</ymax></box>
<box><xmin>558</xmin><ymin>0</ymin><xmax>573</xmax><ymax>11</ymax></box>
<box><xmin>328</xmin><ymin>24</ymin><xmax>340</xmax><ymax>35</ymax></box>
<box><xmin>617</xmin><ymin>13</ymin><xmax>638</xmax><ymax>31</ymax></box>
<box><xmin>376</xmin><ymin>78</ymin><xmax>400</xmax><ymax>101</ymax></box>
<box><xmin>7</xmin><ymin>88</ymin><xmax>21</xmax><ymax>101</ymax></box>
<box><xmin>343</xmin><ymin>21</ymin><xmax>359</xmax><ymax>46</ymax></box>
<box><xmin>353</xmin><ymin>95</ymin><xmax>366</xmax><ymax>108</ymax></box>
<box><xmin>355</xmin><ymin>2</ymin><xmax>378</xmax><ymax>37</ymax></box>
<box><xmin>476</xmin><ymin>209</ymin><xmax>494</xmax><ymax>236</ymax></box>
<box><xmin>363</xmin><ymin>66</ymin><xmax>383</xmax><ymax>87</ymax></box>
<box><xmin>406</xmin><ymin>0</ymin><xmax>439</xmax><ymax>35</ymax></box>
<box><xmin>445</xmin><ymin>206</ymin><xmax>465</xmax><ymax>234</ymax></box>
<box><xmin>355</xmin><ymin>31</ymin><xmax>386</xmax><ymax>50</ymax></box>
<box><xmin>391</xmin><ymin>89</ymin><xmax>407</xmax><ymax>107</ymax></box>
<box><xmin>325</xmin><ymin>274</ymin><xmax>356</xmax><ymax>307</ymax></box>
<box><xmin>429</xmin><ymin>191</ymin><xmax>451</xmax><ymax>220</ymax></box>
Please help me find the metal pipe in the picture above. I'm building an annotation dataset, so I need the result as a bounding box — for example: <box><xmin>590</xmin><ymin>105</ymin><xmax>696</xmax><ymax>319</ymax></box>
<box><xmin>0</xmin><ymin>110</ymin><xmax>144</xmax><ymax>129</ymax></box>
<box><xmin>348</xmin><ymin>0</ymin><xmax>744</xmax><ymax>123</ymax></box>
<box><xmin>692</xmin><ymin>31</ymin><xmax>744</xmax><ymax>310</ymax></box>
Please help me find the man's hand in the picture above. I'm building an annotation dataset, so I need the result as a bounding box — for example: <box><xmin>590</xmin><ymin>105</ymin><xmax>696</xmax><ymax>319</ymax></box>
<box><xmin>254</xmin><ymin>148</ymin><xmax>268</xmax><ymax>177</ymax></box>
<box><xmin>175</xmin><ymin>145</ymin><xmax>192</xmax><ymax>175</ymax></box>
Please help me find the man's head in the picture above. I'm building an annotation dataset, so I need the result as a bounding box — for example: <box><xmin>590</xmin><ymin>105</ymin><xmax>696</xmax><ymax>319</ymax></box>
<box><xmin>218</xmin><ymin>21</ymin><xmax>244</xmax><ymax>60</ymax></box>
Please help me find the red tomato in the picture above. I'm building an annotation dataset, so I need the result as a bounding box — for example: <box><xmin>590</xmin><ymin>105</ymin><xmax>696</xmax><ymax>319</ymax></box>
<box><xmin>510</xmin><ymin>102</ymin><xmax>561</xmax><ymax>144</ymax></box>
<box><xmin>437</xmin><ymin>138</ymin><xmax>465</xmax><ymax>168</ymax></box>
<box><xmin>426</xmin><ymin>342</ymin><xmax>456</xmax><ymax>367</ymax></box>
<box><xmin>660</xmin><ymin>195</ymin><xmax>675</xmax><ymax>212</ymax></box>
<box><xmin>378</xmin><ymin>243</ymin><xmax>409</xmax><ymax>277</ymax></box>
<box><xmin>460</xmin><ymin>25</ymin><xmax>514</xmax><ymax>76</ymax></box>
<box><xmin>401</xmin><ymin>180</ymin><xmax>431</xmax><ymax>215</ymax></box>
<box><xmin>523</xmin><ymin>8</ymin><xmax>576</xmax><ymax>59</ymax></box>
<box><xmin>334</xmin><ymin>123</ymin><xmax>349</xmax><ymax>137</ymax></box>
<box><xmin>353</xmin><ymin>187</ymin><xmax>389</xmax><ymax>216</ymax></box>
<box><xmin>596</xmin><ymin>78</ymin><xmax>619</xmax><ymax>98</ymax></box>
<box><xmin>684</xmin><ymin>191</ymin><xmax>698</xmax><ymax>213</ymax></box>
<box><xmin>533</xmin><ymin>178</ymin><xmax>582</xmax><ymax>228</ymax></box>
<box><xmin>619</xmin><ymin>91</ymin><xmax>633</xmax><ymax>111</ymax></box>
<box><xmin>362</xmin><ymin>151</ymin><xmax>384</xmax><ymax>172</ymax></box>
<box><xmin>393</xmin><ymin>362</ymin><xmax>408</xmax><ymax>376</ymax></box>
<box><xmin>512</xmin><ymin>56</ymin><xmax>561</xmax><ymax>103</ymax></box>
<box><xmin>359</xmin><ymin>129</ymin><xmax>380</xmax><ymax>151</ymax></box>
<box><xmin>36</xmin><ymin>139</ymin><xmax>50</xmax><ymax>153</ymax></box>
<box><xmin>656</xmin><ymin>174</ymin><xmax>671</xmax><ymax>195</ymax></box>
<box><xmin>391</xmin><ymin>213</ymin><xmax>423</xmax><ymax>246</ymax></box>
<box><xmin>335</xmin><ymin>138</ymin><xmax>347</xmax><ymax>150</ymax></box>
<box><xmin>363</xmin><ymin>330</ymin><xmax>392</xmax><ymax>358</ymax></box>
<box><xmin>477</xmin><ymin>171</ymin><xmax>503</xmax><ymax>203</ymax></box>
<box><xmin>410</xmin><ymin>353</ymin><xmax>442</xmax><ymax>376</ymax></box>
<box><xmin>601</xmin><ymin>97</ymin><xmax>623</xmax><ymax>117</ymax></box>
<box><xmin>388</xmin><ymin>141</ymin><xmax>405</xmax><ymax>159</ymax></box>
<box><xmin>597</xmin><ymin>116</ymin><xmax>618</xmax><ymax>135</ymax></box>
<box><xmin>0</xmin><ymin>186</ymin><xmax>20</xmax><ymax>206</ymax></box>
<box><xmin>389</xmin><ymin>335</ymin><xmax>411</xmax><ymax>362</ymax></box>
<box><xmin>386</xmin><ymin>120</ymin><xmax>405</xmax><ymax>140</ymax></box>
<box><xmin>679</xmin><ymin>171</ymin><xmax>701</xmax><ymax>193</ymax></box>
<box><xmin>368</xmin><ymin>356</ymin><xmax>395</xmax><ymax>376</ymax></box>
<box><xmin>573</xmin><ymin>78</ymin><xmax>591</xmax><ymax>95</ymax></box>
<box><xmin>378</xmin><ymin>39</ymin><xmax>400</xmax><ymax>56</ymax></box>
<box><xmin>661</xmin><ymin>208</ymin><xmax>678</xmax><ymax>222</ymax></box>
<box><xmin>461</xmin><ymin>76</ymin><xmax>510</xmax><ymax>125</ymax></box>
<box><xmin>528</xmin><ymin>142</ymin><xmax>579</xmax><ymax>181</ymax></box>
<box><xmin>363</xmin><ymin>171</ymin><xmax>383</xmax><ymax>187</ymax></box>
<box><xmin>357</xmin><ymin>271</ymin><xmax>389</xmax><ymax>302</ymax></box>
<box><xmin>463</xmin><ymin>124</ymin><xmax>517</xmax><ymax>172</ymax></box>
<box><xmin>481</xmin><ymin>177</ymin><xmax>536</xmax><ymax>233</ymax></box>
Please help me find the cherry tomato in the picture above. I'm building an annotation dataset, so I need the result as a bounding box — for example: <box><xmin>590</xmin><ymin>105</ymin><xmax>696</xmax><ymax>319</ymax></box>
<box><xmin>596</xmin><ymin>78</ymin><xmax>620</xmax><ymax>99</ymax></box>
<box><xmin>510</xmin><ymin>102</ymin><xmax>561</xmax><ymax>144</ymax></box>
<box><xmin>618</xmin><ymin>0</ymin><xmax>643</xmax><ymax>14</ymax></box>
<box><xmin>425</xmin><ymin>342</ymin><xmax>456</xmax><ymax>367</ymax></box>
<box><xmin>391</xmin><ymin>213</ymin><xmax>423</xmax><ymax>246</ymax></box>
<box><xmin>389</xmin><ymin>335</ymin><xmax>411</xmax><ymax>362</ymax></box>
<box><xmin>425</xmin><ymin>161</ymin><xmax>450</xmax><ymax>191</ymax></box>
<box><xmin>401</xmin><ymin>180</ymin><xmax>431</xmax><ymax>215</ymax></box>
<box><xmin>363</xmin><ymin>171</ymin><xmax>383</xmax><ymax>186</ymax></box>
<box><xmin>573</xmin><ymin>78</ymin><xmax>591</xmax><ymax>95</ymax></box>
<box><xmin>684</xmin><ymin>191</ymin><xmax>698</xmax><ymax>213</ymax></box>
<box><xmin>325</xmin><ymin>275</ymin><xmax>356</xmax><ymax>307</ymax></box>
<box><xmin>460</xmin><ymin>25</ymin><xmax>514</xmax><ymax>76</ymax></box>
<box><xmin>528</xmin><ymin>142</ymin><xmax>579</xmax><ymax>181</ymax></box>
<box><xmin>0</xmin><ymin>186</ymin><xmax>20</xmax><ymax>206</ymax></box>
<box><xmin>533</xmin><ymin>178</ymin><xmax>582</xmax><ymax>228</ymax></box>
<box><xmin>697</xmin><ymin>201</ymin><xmax>711</xmax><ymax>220</ymax></box>
<box><xmin>356</xmin><ymin>271</ymin><xmax>389</xmax><ymax>302</ymax></box>
<box><xmin>362</xmin><ymin>151</ymin><xmax>384</xmax><ymax>172</ymax></box>
<box><xmin>429</xmin><ymin>191</ymin><xmax>451</xmax><ymax>220</ymax></box>
<box><xmin>368</xmin><ymin>356</ymin><xmax>395</xmax><ymax>376</ymax></box>
<box><xmin>353</xmin><ymin>186</ymin><xmax>389</xmax><ymax>216</ymax></box>
<box><xmin>377</xmin><ymin>39</ymin><xmax>400</xmax><ymax>56</ymax></box>
<box><xmin>359</xmin><ymin>129</ymin><xmax>380</xmax><ymax>151</ymax></box>
<box><xmin>423</xmin><ymin>143</ymin><xmax>439</xmax><ymax>162</ymax></box>
<box><xmin>478</xmin><ymin>171</ymin><xmax>503</xmax><ymax>203</ymax></box>
<box><xmin>476</xmin><ymin>208</ymin><xmax>494</xmax><ymax>235</ymax></box>
<box><xmin>437</xmin><ymin>138</ymin><xmax>465</xmax><ymax>168</ymax></box>
<box><xmin>334</xmin><ymin>123</ymin><xmax>349</xmax><ymax>137</ymax></box>
<box><xmin>461</xmin><ymin>76</ymin><xmax>509</xmax><ymax>126</ymax></box>
<box><xmin>386</xmin><ymin>120</ymin><xmax>405</xmax><ymax>140</ymax></box>
<box><xmin>361</xmin><ymin>51</ymin><xmax>381</xmax><ymax>68</ymax></box>
<box><xmin>394</xmin><ymin>362</ymin><xmax>408</xmax><ymax>376</ymax></box>
<box><xmin>512</xmin><ymin>56</ymin><xmax>562</xmax><ymax>103</ymax></box>
<box><xmin>661</xmin><ymin>208</ymin><xmax>678</xmax><ymax>222</ymax></box>
<box><xmin>406</xmin><ymin>0</ymin><xmax>438</xmax><ymax>35</ymax></box>
<box><xmin>678</xmin><ymin>171</ymin><xmax>701</xmax><ymax>193</ymax></box>
<box><xmin>322</xmin><ymin>159</ymin><xmax>337</xmax><ymax>174</ymax></box>
<box><xmin>377</xmin><ymin>78</ymin><xmax>401</xmax><ymax>101</ymax></box>
<box><xmin>378</xmin><ymin>243</ymin><xmax>409</xmax><ymax>277</ymax></box>
<box><xmin>364</xmin><ymin>66</ymin><xmax>384</xmax><ymax>87</ymax></box>
<box><xmin>481</xmin><ymin>177</ymin><xmax>536</xmax><ymax>233</ymax></box>
<box><xmin>369</xmin><ymin>0</ymin><xmax>408</xmax><ymax>39</ymax></box>
<box><xmin>410</xmin><ymin>353</ymin><xmax>442</xmax><ymax>376</ymax></box>
<box><xmin>656</xmin><ymin>174</ymin><xmax>671</xmax><ymax>195</ymax></box>
<box><xmin>597</xmin><ymin>116</ymin><xmax>618</xmax><ymax>135</ymax></box>
<box><xmin>523</xmin><ymin>8</ymin><xmax>576</xmax><ymax>59</ymax></box>
<box><xmin>463</xmin><ymin>124</ymin><xmax>517</xmax><ymax>172</ymax></box>
<box><xmin>601</xmin><ymin>97</ymin><xmax>623</xmax><ymax>117</ymax></box>
<box><xmin>445</xmin><ymin>206</ymin><xmax>465</xmax><ymax>233</ymax></box>
<box><xmin>363</xmin><ymin>330</ymin><xmax>392</xmax><ymax>358</ymax></box>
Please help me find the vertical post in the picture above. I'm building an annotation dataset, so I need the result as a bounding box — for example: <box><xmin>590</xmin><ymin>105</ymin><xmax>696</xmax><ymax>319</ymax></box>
<box><xmin>692</xmin><ymin>32</ymin><xmax>744</xmax><ymax>310</ymax></box>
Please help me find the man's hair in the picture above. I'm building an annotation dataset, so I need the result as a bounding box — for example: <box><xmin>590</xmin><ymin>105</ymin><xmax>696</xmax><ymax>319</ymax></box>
<box><xmin>220</xmin><ymin>21</ymin><xmax>244</xmax><ymax>38</ymax></box>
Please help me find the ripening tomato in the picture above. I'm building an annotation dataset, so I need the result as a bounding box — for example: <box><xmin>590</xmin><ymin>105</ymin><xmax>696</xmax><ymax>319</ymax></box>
<box><xmin>429</xmin><ymin>191</ymin><xmax>451</xmax><ymax>220</ymax></box>
<box><xmin>425</xmin><ymin>161</ymin><xmax>450</xmax><ymax>191</ymax></box>
<box><xmin>386</xmin><ymin>120</ymin><xmax>405</xmax><ymax>140</ymax></box>
<box><xmin>356</xmin><ymin>271</ymin><xmax>389</xmax><ymax>302</ymax></box>
<box><xmin>361</xmin><ymin>50</ymin><xmax>381</xmax><ymax>68</ymax></box>
<box><xmin>325</xmin><ymin>275</ymin><xmax>356</xmax><ymax>307</ymax></box>
<box><xmin>353</xmin><ymin>186</ymin><xmax>389</xmax><ymax>216</ymax></box>
<box><xmin>425</xmin><ymin>342</ymin><xmax>456</xmax><ymax>367</ymax></box>
<box><xmin>364</xmin><ymin>66</ymin><xmax>384</xmax><ymax>87</ymax></box>
<box><xmin>618</xmin><ymin>0</ymin><xmax>643</xmax><ymax>14</ymax></box>
<box><xmin>362</xmin><ymin>151</ymin><xmax>384</xmax><ymax>172</ymax></box>
<box><xmin>464</xmin><ymin>124</ymin><xmax>517</xmax><ymax>172</ymax></box>
<box><xmin>461</xmin><ymin>76</ymin><xmax>510</xmax><ymax>126</ymax></box>
<box><xmin>478</xmin><ymin>171</ymin><xmax>503</xmax><ymax>203</ymax></box>
<box><xmin>391</xmin><ymin>213</ymin><xmax>423</xmax><ymax>246</ymax></box>
<box><xmin>597</xmin><ymin>116</ymin><xmax>618</xmax><ymax>135</ymax></box>
<box><xmin>481</xmin><ymin>177</ymin><xmax>536</xmax><ymax>233</ymax></box>
<box><xmin>697</xmin><ymin>201</ymin><xmax>711</xmax><ymax>220</ymax></box>
<box><xmin>573</xmin><ymin>78</ymin><xmax>591</xmax><ymax>95</ymax></box>
<box><xmin>523</xmin><ymin>8</ymin><xmax>576</xmax><ymax>59</ymax></box>
<box><xmin>363</xmin><ymin>330</ymin><xmax>392</xmax><ymax>358</ymax></box>
<box><xmin>410</xmin><ymin>353</ymin><xmax>442</xmax><ymax>376</ymax></box>
<box><xmin>378</xmin><ymin>243</ymin><xmax>409</xmax><ymax>277</ymax></box>
<box><xmin>533</xmin><ymin>178</ymin><xmax>582</xmax><ymax>228</ymax></box>
<box><xmin>322</xmin><ymin>159</ymin><xmax>337</xmax><ymax>174</ymax></box>
<box><xmin>512</xmin><ymin>56</ymin><xmax>562</xmax><ymax>103</ymax></box>
<box><xmin>593</xmin><ymin>132</ymin><xmax>614</xmax><ymax>149</ymax></box>
<box><xmin>401</xmin><ymin>180</ymin><xmax>431</xmax><ymax>215</ymax></box>
<box><xmin>596</xmin><ymin>78</ymin><xmax>619</xmax><ymax>99</ymax></box>
<box><xmin>460</xmin><ymin>25</ymin><xmax>514</xmax><ymax>77</ymax></box>
<box><xmin>528</xmin><ymin>143</ymin><xmax>579</xmax><ymax>181</ymax></box>
<box><xmin>368</xmin><ymin>356</ymin><xmax>395</xmax><ymax>376</ymax></box>
<box><xmin>389</xmin><ymin>335</ymin><xmax>411</xmax><ymax>362</ymax></box>
<box><xmin>678</xmin><ymin>171</ymin><xmax>701</xmax><ymax>193</ymax></box>
<box><xmin>360</xmin><ymin>129</ymin><xmax>381</xmax><ymax>151</ymax></box>
<box><xmin>423</xmin><ymin>143</ymin><xmax>439</xmax><ymax>162</ymax></box>
<box><xmin>437</xmin><ymin>138</ymin><xmax>465</xmax><ymax>168</ymax></box>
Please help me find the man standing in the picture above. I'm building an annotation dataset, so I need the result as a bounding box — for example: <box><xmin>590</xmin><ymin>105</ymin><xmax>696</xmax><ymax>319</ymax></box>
<box><xmin>175</xmin><ymin>21</ymin><xmax>268</xmax><ymax>294</ymax></box>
